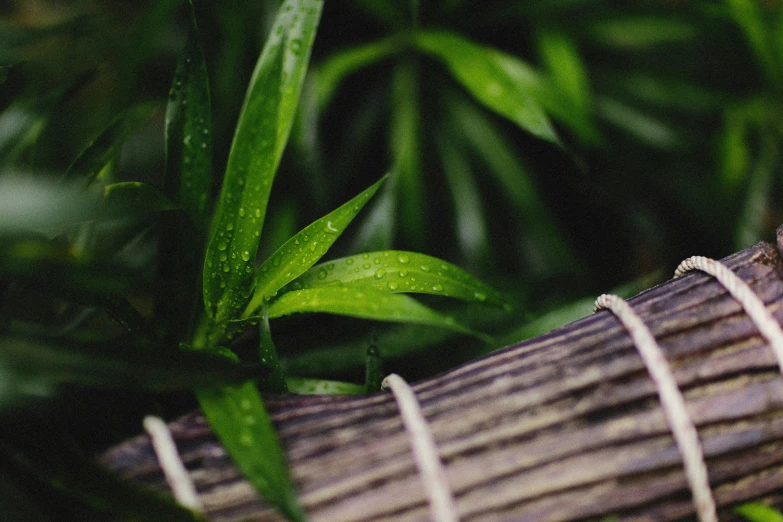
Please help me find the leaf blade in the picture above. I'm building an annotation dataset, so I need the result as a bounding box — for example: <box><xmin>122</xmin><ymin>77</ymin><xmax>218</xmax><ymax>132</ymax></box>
<box><xmin>245</xmin><ymin>177</ymin><xmax>385</xmax><ymax>314</ymax></box>
<box><xmin>203</xmin><ymin>0</ymin><xmax>324</xmax><ymax>323</ymax></box>
<box><xmin>284</xmin><ymin>250</ymin><xmax>506</xmax><ymax>307</ymax></box>
<box><xmin>410</xmin><ymin>30</ymin><xmax>558</xmax><ymax>144</ymax></box>
<box><xmin>197</xmin><ymin>382</ymin><xmax>305</xmax><ymax>522</ymax></box>
<box><xmin>267</xmin><ymin>285</ymin><xmax>486</xmax><ymax>339</ymax></box>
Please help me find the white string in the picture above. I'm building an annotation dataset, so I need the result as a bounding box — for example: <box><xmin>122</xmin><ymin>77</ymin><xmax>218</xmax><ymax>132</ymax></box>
<box><xmin>143</xmin><ymin>415</ymin><xmax>204</xmax><ymax>514</ymax></box>
<box><xmin>382</xmin><ymin>373</ymin><xmax>459</xmax><ymax>522</ymax></box>
<box><xmin>594</xmin><ymin>294</ymin><xmax>718</xmax><ymax>522</ymax></box>
<box><xmin>675</xmin><ymin>255</ymin><xmax>783</xmax><ymax>377</ymax></box>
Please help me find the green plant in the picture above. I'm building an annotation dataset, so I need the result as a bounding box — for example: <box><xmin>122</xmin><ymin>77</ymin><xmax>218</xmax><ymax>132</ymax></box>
<box><xmin>0</xmin><ymin>0</ymin><xmax>504</xmax><ymax>520</ymax></box>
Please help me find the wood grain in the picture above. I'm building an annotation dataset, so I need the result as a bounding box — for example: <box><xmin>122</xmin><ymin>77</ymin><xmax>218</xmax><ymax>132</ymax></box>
<box><xmin>102</xmin><ymin>229</ymin><xmax>783</xmax><ymax>521</ymax></box>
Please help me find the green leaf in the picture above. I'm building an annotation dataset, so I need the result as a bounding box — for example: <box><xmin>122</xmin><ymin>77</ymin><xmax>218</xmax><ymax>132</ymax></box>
<box><xmin>410</xmin><ymin>30</ymin><xmax>558</xmax><ymax>144</ymax></box>
<box><xmin>245</xmin><ymin>177</ymin><xmax>385</xmax><ymax>315</ymax></box>
<box><xmin>0</xmin><ymin>336</ymin><xmax>261</xmax><ymax>408</ymax></box>
<box><xmin>736</xmin><ymin>503</ymin><xmax>783</xmax><ymax>522</ymax></box>
<box><xmin>589</xmin><ymin>17</ymin><xmax>696</xmax><ymax>49</ymax></box>
<box><xmin>267</xmin><ymin>285</ymin><xmax>487</xmax><ymax>339</ymax></box>
<box><xmin>203</xmin><ymin>0</ymin><xmax>324</xmax><ymax>324</ymax></box>
<box><xmin>285</xmin><ymin>250</ymin><xmax>506</xmax><ymax>307</ymax></box>
<box><xmin>285</xmin><ymin>377</ymin><xmax>364</xmax><ymax>395</ymax></box>
<box><xmin>103</xmin><ymin>182</ymin><xmax>178</xmax><ymax>217</ymax></box>
<box><xmin>390</xmin><ymin>60</ymin><xmax>425</xmax><ymax>249</ymax></box>
<box><xmin>1</xmin><ymin>433</ymin><xmax>203</xmax><ymax>522</ymax></box>
<box><xmin>65</xmin><ymin>102</ymin><xmax>159</xmax><ymax>185</ymax></box>
<box><xmin>0</xmin><ymin>175</ymin><xmax>98</xmax><ymax>235</ymax></box>
<box><xmin>364</xmin><ymin>343</ymin><xmax>384</xmax><ymax>394</ymax></box>
<box><xmin>436</xmin><ymin>132</ymin><xmax>489</xmax><ymax>267</ymax></box>
<box><xmin>596</xmin><ymin>97</ymin><xmax>680</xmax><ymax>149</ymax></box>
<box><xmin>197</xmin><ymin>382</ymin><xmax>305</xmax><ymax>522</ymax></box>
<box><xmin>315</xmin><ymin>37</ymin><xmax>401</xmax><ymax>110</ymax></box>
<box><xmin>258</xmin><ymin>305</ymin><xmax>288</xmax><ymax>394</ymax></box>
<box><xmin>164</xmin><ymin>4</ymin><xmax>213</xmax><ymax>231</ymax></box>
<box><xmin>447</xmin><ymin>98</ymin><xmax>578</xmax><ymax>275</ymax></box>
<box><xmin>537</xmin><ymin>29</ymin><xmax>590</xmax><ymax>118</ymax></box>
<box><xmin>726</xmin><ymin>0</ymin><xmax>782</xmax><ymax>88</ymax></box>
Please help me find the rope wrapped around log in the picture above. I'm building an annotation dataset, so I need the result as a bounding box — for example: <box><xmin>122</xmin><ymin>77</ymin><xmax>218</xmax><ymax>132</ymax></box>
<box><xmin>101</xmin><ymin>227</ymin><xmax>783</xmax><ymax>521</ymax></box>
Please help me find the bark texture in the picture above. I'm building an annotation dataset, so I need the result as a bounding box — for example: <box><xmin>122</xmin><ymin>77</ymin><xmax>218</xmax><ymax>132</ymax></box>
<box><xmin>102</xmin><ymin>231</ymin><xmax>783</xmax><ymax>521</ymax></box>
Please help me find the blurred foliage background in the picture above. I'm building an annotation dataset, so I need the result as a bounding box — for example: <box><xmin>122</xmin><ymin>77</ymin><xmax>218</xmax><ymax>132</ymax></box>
<box><xmin>1</xmin><ymin>0</ymin><xmax>783</xmax><ymax>519</ymax></box>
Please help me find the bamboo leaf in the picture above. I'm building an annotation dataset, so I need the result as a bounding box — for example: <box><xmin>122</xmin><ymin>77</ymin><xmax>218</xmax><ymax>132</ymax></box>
<box><xmin>203</xmin><ymin>0</ymin><xmax>324</xmax><ymax>324</ymax></box>
<box><xmin>410</xmin><ymin>30</ymin><xmax>558</xmax><ymax>144</ymax></box>
<box><xmin>285</xmin><ymin>250</ymin><xmax>506</xmax><ymax>307</ymax></box>
<box><xmin>197</xmin><ymin>382</ymin><xmax>305</xmax><ymax>522</ymax></box>
<box><xmin>267</xmin><ymin>285</ymin><xmax>487</xmax><ymax>339</ymax></box>
<box><xmin>258</xmin><ymin>305</ymin><xmax>287</xmax><ymax>394</ymax></box>
<box><xmin>165</xmin><ymin>3</ymin><xmax>213</xmax><ymax>231</ymax></box>
<box><xmin>245</xmin><ymin>177</ymin><xmax>384</xmax><ymax>315</ymax></box>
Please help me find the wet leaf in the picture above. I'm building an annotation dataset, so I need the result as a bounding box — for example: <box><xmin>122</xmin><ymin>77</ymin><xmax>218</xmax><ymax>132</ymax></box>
<box><xmin>165</xmin><ymin>3</ymin><xmax>213</xmax><ymax>231</ymax></box>
<box><xmin>245</xmin><ymin>176</ymin><xmax>384</xmax><ymax>314</ymax></box>
<box><xmin>364</xmin><ymin>344</ymin><xmax>384</xmax><ymax>394</ymax></box>
<box><xmin>197</xmin><ymin>382</ymin><xmax>305</xmax><ymax>522</ymax></box>
<box><xmin>258</xmin><ymin>305</ymin><xmax>287</xmax><ymax>393</ymax></box>
<box><xmin>267</xmin><ymin>285</ymin><xmax>487</xmax><ymax>339</ymax></box>
<box><xmin>285</xmin><ymin>250</ymin><xmax>506</xmax><ymax>307</ymax></box>
<box><xmin>411</xmin><ymin>30</ymin><xmax>558</xmax><ymax>144</ymax></box>
<box><xmin>203</xmin><ymin>0</ymin><xmax>324</xmax><ymax>324</ymax></box>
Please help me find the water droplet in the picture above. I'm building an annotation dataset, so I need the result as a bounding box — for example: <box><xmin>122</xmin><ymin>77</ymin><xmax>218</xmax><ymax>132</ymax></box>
<box><xmin>362</xmin><ymin>263</ymin><xmax>371</xmax><ymax>269</ymax></box>
<box><xmin>397</xmin><ymin>254</ymin><xmax>410</xmax><ymax>264</ymax></box>
<box><xmin>223</xmin><ymin>264</ymin><xmax>230</xmax><ymax>273</ymax></box>
<box><xmin>226</xmin><ymin>223</ymin><xmax>234</xmax><ymax>231</ymax></box>
<box><xmin>374</xmin><ymin>269</ymin><xmax>386</xmax><ymax>279</ymax></box>
<box><xmin>362</xmin><ymin>253</ymin><xmax>369</xmax><ymax>260</ymax></box>
<box><xmin>388</xmin><ymin>281</ymin><xmax>399</xmax><ymax>290</ymax></box>
<box><xmin>241</xmin><ymin>251</ymin><xmax>251</xmax><ymax>262</ymax></box>
<box><xmin>327</xmin><ymin>263</ymin><xmax>335</xmax><ymax>270</ymax></box>
<box><xmin>255</xmin><ymin>209</ymin><xmax>262</xmax><ymax>218</ymax></box>
<box><xmin>474</xmin><ymin>292</ymin><xmax>487</xmax><ymax>302</ymax></box>
<box><xmin>219</xmin><ymin>253</ymin><xmax>228</xmax><ymax>262</ymax></box>
<box><xmin>290</xmin><ymin>39</ymin><xmax>302</xmax><ymax>54</ymax></box>
<box><xmin>239</xmin><ymin>208</ymin><xmax>246</xmax><ymax>217</ymax></box>
<box><xmin>420</xmin><ymin>265</ymin><xmax>431</xmax><ymax>272</ymax></box>
<box><xmin>432</xmin><ymin>284</ymin><xmax>443</xmax><ymax>292</ymax></box>
<box><xmin>345</xmin><ymin>258</ymin><xmax>354</xmax><ymax>265</ymax></box>
<box><xmin>399</xmin><ymin>270</ymin><xmax>408</xmax><ymax>277</ymax></box>
<box><xmin>324</xmin><ymin>221</ymin><xmax>338</xmax><ymax>233</ymax></box>
<box><xmin>217</xmin><ymin>242</ymin><xmax>227</xmax><ymax>251</ymax></box>
<box><xmin>318</xmin><ymin>268</ymin><xmax>327</xmax><ymax>279</ymax></box>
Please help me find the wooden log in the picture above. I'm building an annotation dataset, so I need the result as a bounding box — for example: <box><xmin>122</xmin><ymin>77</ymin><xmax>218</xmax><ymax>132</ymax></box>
<box><xmin>102</xmin><ymin>230</ymin><xmax>783</xmax><ymax>521</ymax></box>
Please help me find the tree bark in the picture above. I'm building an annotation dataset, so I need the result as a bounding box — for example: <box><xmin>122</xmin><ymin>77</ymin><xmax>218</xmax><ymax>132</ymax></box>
<box><xmin>102</xmin><ymin>230</ymin><xmax>783</xmax><ymax>521</ymax></box>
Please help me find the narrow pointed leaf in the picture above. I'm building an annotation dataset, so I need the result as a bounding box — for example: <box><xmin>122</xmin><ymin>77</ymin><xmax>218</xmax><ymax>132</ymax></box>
<box><xmin>165</xmin><ymin>4</ymin><xmax>213</xmax><ymax>231</ymax></box>
<box><xmin>203</xmin><ymin>0</ymin><xmax>324</xmax><ymax>323</ymax></box>
<box><xmin>285</xmin><ymin>250</ymin><xmax>506</xmax><ymax>307</ymax></box>
<box><xmin>316</xmin><ymin>37</ymin><xmax>401</xmax><ymax>110</ymax></box>
<box><xmin>436</xmin><ymin>132</ymin><xmax>489</xmax><ymax>266</ymax></box>
<box><xmin>390</xmin><ymin>61</ymin><xmax>425</xmax><ymax>249</ymax></box>
<box><xmin>285</xmin><ymin>377</ymin><xmax>364</xmax><ymax>395</ymax></box>
<box><xmin>267</xmin><ymin>285</ymin><xmax>486</xmax><ymax>339</ymax></box>
<box><xmin>245</xmin><ymin>177</ymin><xmax>384</xmax><ymax>315</ymax></box>
<box><xmin>258</xmin><ymin>305</ymin><xmax>287</xmax><ymax>393</ymax></box>
<box><xmin>364</xmin><ymin>344</ymin><xmax>384</xmax><ymax>394</ymax></box>
<box><xmin>197</xmin><ymin>382</ymin><xmax>305</xmax><ymax>522</ymax></box>
<box><xmin>65</xmin><ymin>102</ymin><xmax>159</xmax><ymax>184</ymax></box>
<box><xmin>410</xmin><ymin>30</ymin><xmax>558</xmax><ymax>144</ymax></box>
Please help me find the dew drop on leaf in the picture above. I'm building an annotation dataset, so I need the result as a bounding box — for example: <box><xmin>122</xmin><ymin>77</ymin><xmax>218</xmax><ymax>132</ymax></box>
<box><xmin>397</xmin><ymin>254</ymin><xmax>410</xmax><ymax>264</ymax></box>
<box><xmin>345</xmin><ymin>258</ymin><xmax>354</xmax><ymax>265</ymax></box>
<box><xmin>374</xmin><ymin>269</ymin><xmax>386</xmax><ymax>279</ymax></box>
<box><xmin>318</xmin><ymin>268</ymin><xmax>327</xmax><ymax>280</ymax></box>
<box><xmin>217</xmin><ymin>242</ymin><xmax>227</xmax><ymax>251</ymax></box>
<box><xmin>241</xmin><ymin>251</ymin><xmax>251</xmax><ymax>262</ymax></box>
<box><xmin>388</xmin><ymin>281</ymin><xmax>399</xmax><ymax>290</ymax></box>
<box><xmin>432</xmin><ymin>284</ymin><xmax>443</xmax><ymax>292</ymax></box>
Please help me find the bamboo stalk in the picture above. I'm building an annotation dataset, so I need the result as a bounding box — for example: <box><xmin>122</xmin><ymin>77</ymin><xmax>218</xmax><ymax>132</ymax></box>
<box><xmin>102</xmin><ymin>230</ymin><xmax>783</xmax><ymax>521</ymax></box>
